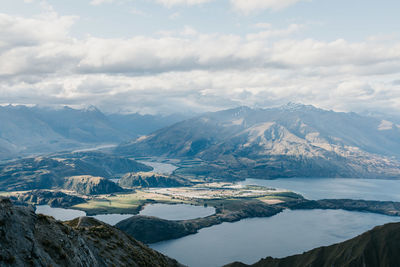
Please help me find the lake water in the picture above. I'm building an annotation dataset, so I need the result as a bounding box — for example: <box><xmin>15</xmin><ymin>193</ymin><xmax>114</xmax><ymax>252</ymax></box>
<box><xmin>240</xmin><ymin>178</ymin><xmax>400</xmax><ymax>201</ymax></box>
<box><xmin>137</xmin><ymin>161</ymin><xmax>178</xmax><ymax>175</ymax></box>
<box><xmin>35</xmin><ymin>203</ymin><xmax>214</xmax><ymax>224</ymax></box>
<box><xmin>35</xmin><ymin>205</ymin><xmax>134</xmax><ymax>225</ymax></box>
<box><xmin>35</xmin><ymin>205</ymin><xmax>86</xmax><ymax>221</ymax></box>
<box><xmin>151</xmin><ymin>209</ymin><xmax>400</xmax><ymax>267</ymax></box>
<box><xmin>140</xmin><ymin>203</ymin><xmax>215</xmax><ymax>220</ymax></box>
<box><xmin>91</xmin><ymin>214</ymin><xmax>134</xmax><ymax>225</ymax></box>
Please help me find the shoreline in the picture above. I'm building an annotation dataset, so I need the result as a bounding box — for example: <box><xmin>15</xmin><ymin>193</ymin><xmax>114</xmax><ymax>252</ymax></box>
<box><xmin>116</xmin><ymin>198</ymin><xmax>400</xmax><ymax>244</ymax></box>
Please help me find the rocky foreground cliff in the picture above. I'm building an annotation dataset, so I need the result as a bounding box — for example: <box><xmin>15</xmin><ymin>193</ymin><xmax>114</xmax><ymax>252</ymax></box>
<box><xmin>225</xmin><ymin>222</ymin><xmax>400</xmax><ymax>267</ymax></box>
<box><xmin>0</xmin><ymin>197</ymin><xmax>183</xmax><ymax>267</ymax></box>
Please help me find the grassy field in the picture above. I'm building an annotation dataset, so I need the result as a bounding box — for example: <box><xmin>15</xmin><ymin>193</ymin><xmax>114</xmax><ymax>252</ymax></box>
<box><xmin>72</xmin><ymin>190</ymin><xmax>190</xmax><ymax>215</ymax></box>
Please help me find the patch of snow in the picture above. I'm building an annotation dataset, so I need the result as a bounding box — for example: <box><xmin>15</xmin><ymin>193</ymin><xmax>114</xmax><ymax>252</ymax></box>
<box><xmin>378</xmin><ymin>120</ymin><xmax>394</xmax><ymax>130</ymax></box>
<box><xmin>231</xmin><ymin>118</ymin><xmax>244</xmax><ymax>125</ymax></box>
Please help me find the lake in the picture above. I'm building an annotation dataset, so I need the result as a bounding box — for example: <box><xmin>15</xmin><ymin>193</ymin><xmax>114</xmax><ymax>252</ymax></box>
<box><xmin>140</xmin><ymin>203</ymin><xmax>216</xmax><ymax>220</ymax></box>
<box><xmin>240</xmin><ymin>177</ymin><xmax>400</xmax><ymax>201</ymax></box>
<box><xmin>151</xmin><ymin>209</ymin><xmax>400</xmax><ymax>267</ymax></box>
<box><xmin>35</xmin><ymin>205</ymin><xmax>135</xmax><ymax>225</ymax></box>
<box><xmin>137</xmin><ymin>160</ymin><xmax>178</xmax><ymax>175</ymax></box>
<box><xmin>35</xmin><ymin>205</ymin><xmax>86</xmax><ymax>221</ymax></box>
<box><xmin>35</xmin><ymin>203</ymin><xmax>215</xmax><ymax>224</ymax></box>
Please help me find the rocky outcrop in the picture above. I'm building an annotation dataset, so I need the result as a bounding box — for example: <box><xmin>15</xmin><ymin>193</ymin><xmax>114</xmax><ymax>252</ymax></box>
<box><xmin>13</xmin><ymin>190</ymin><xmax>86</xmax><ymax>208</ymax></box>
<box><xmin>119</xmin><ymin>172</ymin><xmax>192</xmax><ymax>188</ymax></box>
<box><xmin>225</xmin><ymin>222</ymin><xmax>400</xmax><ymax>267</ymax></box>
<box><xmin>63</xmin><ymin>176</ymin><xmax>124</xmax><ymax>195</ymax></box>
<box><xmin>0</xmin><ymin>197</ymin><xmax>183</xmax><ymax>267</ymax></box>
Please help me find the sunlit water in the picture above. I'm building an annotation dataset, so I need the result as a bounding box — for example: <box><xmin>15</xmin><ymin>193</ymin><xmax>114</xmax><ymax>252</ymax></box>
<box><xmin>240</xmin><ymin>178</ymin><xmax>400</xmax><ymax>201</ymax></box>
<box><xmin>140</xmin><ymin>203</ymin><xmax>215</xmax><ymax>220</ymax></box>
<box><xmin>151</xmin><ymin>209</ymin><xmax>400</xmax><ymax>267</ymax></box>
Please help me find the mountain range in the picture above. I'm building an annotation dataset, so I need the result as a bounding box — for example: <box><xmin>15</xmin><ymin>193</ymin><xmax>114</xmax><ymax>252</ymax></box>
<box><xmin>0</xmin><ymin>105</ymin><xmax>186</xmax><ymax>160</ymax></box>
<box><xmin>117</xmin><ymin>103</ymin><xmax>400</xmax><ymax>179</ymax></box>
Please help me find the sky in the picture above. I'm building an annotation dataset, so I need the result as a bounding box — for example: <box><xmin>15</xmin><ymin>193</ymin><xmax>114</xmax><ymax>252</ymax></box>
<box><xmin>1</xmin><ymin>0</ymin><xmax>400</xmax><ymax>115</ymax></box>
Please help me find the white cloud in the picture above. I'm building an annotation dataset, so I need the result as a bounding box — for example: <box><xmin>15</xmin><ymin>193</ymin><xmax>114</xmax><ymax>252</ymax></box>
<box><xmin>231</xmin><ymin>0</ymin><xmax>305</xmax><ymax>14</ymax></box>
<box><xmin>2</xmin><ymin>12</ymin><xmax>400</xmax><ymax>114</ymax></box>
<box><xmin>246</xmin><ymin>24</ymin><xmax>303</xmax><ymax>40</ymax></box>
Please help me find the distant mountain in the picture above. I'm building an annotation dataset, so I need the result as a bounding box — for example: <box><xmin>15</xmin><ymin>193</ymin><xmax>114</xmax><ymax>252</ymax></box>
<box><xmin>0</xmin><ymin>197</ymin><xmax>182</xmax><ymax>267</ymax></box>
<box><xmin>225</xmin><ymin>222</ymin><xmax>400</xmax><ymax>267</ymax></box>
<box><xmin>107</xmin><ymin>112</ymin><xmax>188</xmax><ymax>138</ymax></box>
<box><xmin>0</xmin><ymin>105</ymin><xmax>186</xmax><ymax>160</ymax></box>
<box><xmin>116</xmin><ymin>103</ymin><xmax>400</xmax><ymax>179</ymax></box>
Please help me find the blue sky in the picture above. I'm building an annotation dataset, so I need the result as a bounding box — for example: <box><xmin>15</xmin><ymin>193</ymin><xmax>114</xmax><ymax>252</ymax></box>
<box><xmin>1</xmin><ymin>0</ymin><xmax>400</xmax><ymax>114</ymax></box>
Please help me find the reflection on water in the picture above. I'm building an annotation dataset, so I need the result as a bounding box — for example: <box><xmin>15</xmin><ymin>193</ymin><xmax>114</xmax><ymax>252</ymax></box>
<box><xmin>240</xmin><ymin>178</ymin><xmax>400</xmax><ymax>201</ymax></box>
<box><xmin>140</xmin><ymin>203</ymin><xmax>215</xmax><ymax>220</ymax></box>
<box><xmin>151</xmin><ymin>209</ymin><xmax>400</xmax><ymax>267</ymax></box>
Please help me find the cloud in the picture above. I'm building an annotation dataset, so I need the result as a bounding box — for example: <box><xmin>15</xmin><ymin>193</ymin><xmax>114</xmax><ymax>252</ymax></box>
<box><xmin>2</xmin><ymin>12</ymin><xmax>400</xmax><ymax>115</ymax></box>
<box><xmin>246</xmin><ymin>23</ymin><xmax>303</xmax><ymax>40</ymax></box>
<box><xmin>230</xmin><ymin>0</ymin><xmax>306</xmax><ymax>14</ymax></box>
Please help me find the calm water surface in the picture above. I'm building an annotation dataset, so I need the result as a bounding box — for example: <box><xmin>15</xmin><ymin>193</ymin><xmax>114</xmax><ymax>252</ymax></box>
<box><xmin>138</xmin><ymin>161</ymin><xmax>178</xmax><ymax>175</ymax></box>
<box><xmin>35</xmin><ymin>205</ymin><xmax>134</xmax><ymax>225</ymax></box>
<box><xmin>241</xmin><ymin>178</ymin><xmax>400</xmax><ymax>201</ymax></box>
<box><xmin>91</xmin><ymin>214</ymin><xmax>134</xmax><ymax>225</ymax></box>
<box><xmin>140</xmin><ymin>203</ymin><xmax>215</xmax><ymax>220</ymax></box>
<box><xmin>35</xmin><ymin>203</ymin><xmax>215</xmax><ymax>224</ymax></box>
<box><xmin>35</xmin><ymin>205</ymin><xmax>86</xmax><ymax>221</ymax></box>
<box><xmin>151</xmin><ymin>209</ymin><xmax>400</xmax><ymax>267</ymax></box>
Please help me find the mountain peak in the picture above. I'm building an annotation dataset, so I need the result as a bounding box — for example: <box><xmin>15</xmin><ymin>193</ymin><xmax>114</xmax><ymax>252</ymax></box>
<box><xmin>84</xmin><ymin>105</ymin><xmax>101</xmax><ymax>113</ymax></box>
<box><xmin>279</xmin><ymin>102</ymin><xmax>318</xmax><ymax>111</ymax></box>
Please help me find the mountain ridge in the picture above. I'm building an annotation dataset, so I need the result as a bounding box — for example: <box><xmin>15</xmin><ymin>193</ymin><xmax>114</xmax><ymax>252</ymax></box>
<box><xmin>0</xmin><ymin>105</ymin><xmax>186</xmax><ymax>160</ymax></box>
<box><xmin>116</xmin><ymin>104</ymin><xmax>400</xmax><ymax>179</ymax></box>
